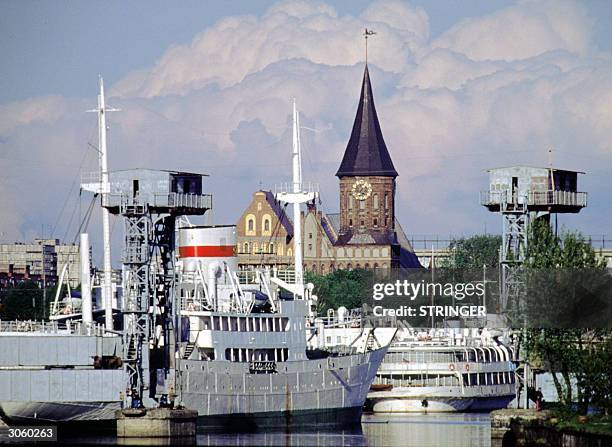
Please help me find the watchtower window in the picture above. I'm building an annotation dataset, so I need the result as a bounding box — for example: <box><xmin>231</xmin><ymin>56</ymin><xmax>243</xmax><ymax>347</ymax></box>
<box><xmin>132</xmin><ymin>180</ymin><xmax>139</xmax><ymax>198</ymax></box>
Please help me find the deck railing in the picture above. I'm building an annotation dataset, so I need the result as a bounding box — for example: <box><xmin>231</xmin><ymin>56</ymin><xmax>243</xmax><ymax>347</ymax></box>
<box><xmin>0</xmin><ymin>319</ymin><xmax>109</xmax><ymax>336</ymax></box>
<box><xmin>480</xmin><ymin>190</ymin><xmax>587</xmax><ymax>208</ymax></box>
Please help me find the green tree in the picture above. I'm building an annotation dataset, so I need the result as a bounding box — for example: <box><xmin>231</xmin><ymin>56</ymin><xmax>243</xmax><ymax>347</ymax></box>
<box><xmin>444</xmin><ymin>234</ymin><xmax>502</xmax><ymax>268</ymax></box>
<box><xmin>305</xmin><ymin>269</ymin><xmax>373</xmax><ymax>314</ymax></box>
<box><xmin>0</xmin><ymin>281</ymin><xmax>58</xmax><ymax>320</ymax></box>
<box><xmin>522</xmin><ymin>218</ymin><xmax>611</xmax><ymax>414</ymax></box>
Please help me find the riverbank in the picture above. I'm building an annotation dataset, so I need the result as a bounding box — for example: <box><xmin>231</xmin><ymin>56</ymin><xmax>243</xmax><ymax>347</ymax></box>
<box><xmin>491</xmin><ymin>409</ymin><xmax>611</xmax><ymax>447</ymax></box>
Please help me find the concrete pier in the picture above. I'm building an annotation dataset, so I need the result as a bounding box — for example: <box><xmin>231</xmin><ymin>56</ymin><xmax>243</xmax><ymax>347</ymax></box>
<box><xmin>116</xmin><ymin>408</ymin><xmax>197</xmax><ymax>439</ymax></box>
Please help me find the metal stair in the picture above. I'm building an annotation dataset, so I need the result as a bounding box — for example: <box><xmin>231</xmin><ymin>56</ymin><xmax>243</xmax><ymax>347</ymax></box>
<box><xmin>183</xmin><ymin>342</ymin><xmax>196</xmax><ymax>360</ymax></box>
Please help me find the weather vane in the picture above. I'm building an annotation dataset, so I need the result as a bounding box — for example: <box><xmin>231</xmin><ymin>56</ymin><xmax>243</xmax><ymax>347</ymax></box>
<box><xmin>363</xmin><ymin>28</ymin><xmax>376</xmax><ymax>64</ymax></box>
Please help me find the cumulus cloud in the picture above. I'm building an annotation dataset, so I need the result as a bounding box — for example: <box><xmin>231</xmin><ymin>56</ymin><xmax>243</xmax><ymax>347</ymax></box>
<box><xmin>1</xmin><ymin>0</ymin><xmax>611</xmax><ymax>250</ymax></box>
<box><xmin>110</xmin><ymin>0</ymin><xmax>428</xmax><ymax>98</ymax></box>
<box><xmin>431</xmin><ymin>0</ymin><xmax>594</xmax><ymax>62</ymax></box>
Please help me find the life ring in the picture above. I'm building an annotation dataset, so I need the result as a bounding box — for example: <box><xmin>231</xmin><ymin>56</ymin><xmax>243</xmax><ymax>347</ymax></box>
<box><xmin>465</xmin><ymin>363</ymin><xmax>470</xmax><ymax>372</ymax></box>
<box><xmin>449</xmin><ymin>363</ymin><xmax>455</xmax><ymax>371</ymax></box>
<box><xmin>63</xmin><ymin>305</ymin><xmax>73</xmax><ymax>315</ymax></box>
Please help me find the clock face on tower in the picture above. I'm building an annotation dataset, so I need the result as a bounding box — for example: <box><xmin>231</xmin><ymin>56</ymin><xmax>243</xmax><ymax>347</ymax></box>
<box><xmin>351</xmin><ymin>179</ymin><xmax>373</xmax><ymax>201</ymax></box>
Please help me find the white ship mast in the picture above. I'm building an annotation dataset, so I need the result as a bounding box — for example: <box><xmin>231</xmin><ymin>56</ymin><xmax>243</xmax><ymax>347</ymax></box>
<box><xmin>275</xmin><ymin>100</ymin><xmax>317</xmax><ymax>298</ymax></box>
<box><xmin>82</xmin><ymin>76</ymin><xmax>119</xmax><ymax>329</ymax></box>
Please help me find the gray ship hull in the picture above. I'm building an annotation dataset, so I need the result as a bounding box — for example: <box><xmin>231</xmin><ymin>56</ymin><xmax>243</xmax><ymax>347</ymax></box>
<box><xmin>180</xmin><ymin>346</ymin><xmax>388</xmax><ymax>429</ymax></box>
<box><xmin>0</xmin><ymin>401</ymin><xmax>121</xmax><ymax>426</ymax></box>
<box><xmin>196</xmin><ymin>406</ymin><xmax>363</xmax><ymax>431</ymax></box>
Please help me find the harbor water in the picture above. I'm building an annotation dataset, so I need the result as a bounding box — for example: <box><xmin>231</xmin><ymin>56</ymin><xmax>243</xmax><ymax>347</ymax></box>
<box><xmin>1</xmin><ymin>413</ymin><xmax>492</xmax><ymax>446</ymax></box>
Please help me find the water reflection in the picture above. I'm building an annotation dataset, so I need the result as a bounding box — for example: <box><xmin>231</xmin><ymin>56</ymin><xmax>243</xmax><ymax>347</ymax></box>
<box><xmin>199</xmin><ymin>429</ymin><xmax>367</xmax><ymax>447</ymax></box>
<box><xmin>8</xmin><ymin>413</ymin><xmax>492</xmax><ymax>446</ymax></box>
<box><xmin>362</xmin><ymin>413</ymin><xmax>490</xmax><ymax>447</ymax></box>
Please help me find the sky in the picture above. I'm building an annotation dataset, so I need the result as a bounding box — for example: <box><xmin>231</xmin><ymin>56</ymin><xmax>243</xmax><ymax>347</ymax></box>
<box><xmin>1</xmin><ymin>0</ymin><xmax>611</xmax><ymax>265</ymax></box>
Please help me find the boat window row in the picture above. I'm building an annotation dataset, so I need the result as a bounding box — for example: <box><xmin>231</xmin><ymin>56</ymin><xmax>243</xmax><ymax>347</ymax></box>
<box><xmin>376</xmin><ymin>371</ymin><xmax>515</xmax><ymax>388</ymax></box>
<box><xmin>200</xmin><ymin>316</ymin><xmax>290</xmax><ymax>332</ymax></box>
<box><xmin>462</xmin><ymin>372</ymin><xmax>516</xmax><ymax>386</ymax></box>
<box><xmin>224</xmin><ymin>347</ymin><xmax>289</xmax><ymax>362</ymax></box>
<box><xmin>384</xmin><ymin>348</ymin><xmax>507</xmax><ymax>364</ymax></box>
<box><xmin>377</xmin><ymin>374</ymin><xmax>461</xmax><ymax>388</ymax></box>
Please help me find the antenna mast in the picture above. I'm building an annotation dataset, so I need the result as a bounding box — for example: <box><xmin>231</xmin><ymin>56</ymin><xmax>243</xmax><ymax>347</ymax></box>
<box><xmin>276</xmin><ymin>100</ymin><xmax>318</xmax><ymax>299</ymax></box>
<box><xmin>82</xmin><ymin>76</ymin><xmax>119</xmax><ymax>329</ymax></box>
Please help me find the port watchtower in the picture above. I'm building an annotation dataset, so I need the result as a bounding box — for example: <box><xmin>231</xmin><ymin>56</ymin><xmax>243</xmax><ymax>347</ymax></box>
<box><xmin>106</xmin><ymin>168</ymin><xmax>211</xmax><ymax>406</ymax></box>
<box><xmin>480</xmin><ymin>166</ymin><xmax>587</xmax><ymax>309</ymax></box>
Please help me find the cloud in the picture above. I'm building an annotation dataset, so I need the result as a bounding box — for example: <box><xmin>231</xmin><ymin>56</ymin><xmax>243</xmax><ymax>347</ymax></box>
<box><xmin>431</xmin><ymin>0</ymin><xmax>594</xmax><ymax>62</ymax></box>
<box><xmin>110</xmin><ymin>0</ymin><xmax>428</xmax><ymax>98</ymax></box>
<box><xmin>1</xmin><ymin>0</ymin><xmax>611</xmax><ymax>250</ymax></box>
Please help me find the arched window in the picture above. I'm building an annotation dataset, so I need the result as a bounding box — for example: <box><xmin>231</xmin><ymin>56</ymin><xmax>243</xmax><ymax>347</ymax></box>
<box><xmin>287</xmin><ymin>248</ymin><xmax>293</xmax><ymax>257</ymax></box>
<box><xmin>347</xmin><ymin>263</ymin><xmax>352</xmax><ymax>270</ymax></box>
<box><xmin>246</xmin><ymin>213</ymin><xmax>256</xmax><ymax>235</ymax></box>
<box><xmin>349</xmin><ymin>218</ymin><xmax>353</xmax><ymax>227</ymax></box>
<box><xmin>269</xmin><ymin>243</ymin><xmax>274</xmax><ymax>254</ymax></box>
<box><xmin>244</xmin><ymin>242</ymin><xmax>250</xmax><ymax>253</ymax></box>
<box><xmin>349</xmin><ymin>195</ymin><xmax>354</xmax><ymax>210</ymax></box>
<box><xmin>262</xmin><ymin>214</ymin><xmax>272</xmax><ymax>236</ymax></box>
<box><xmin>253</xmin><ymin>242</ymin><xmax>258</xmax><ymax>253</ymax></box>
<box><xmin>373</xmin><ymin>218</ymin><xmax>378</xmax><ymax>227</ymax></box>
<box><xmin>373</xmin><ymin>194</ymin><xmax>379</xmax><ymax>210</ymax></box>
<box><xmin>359</xmin><ymin>200</ymin><xmax>365</xmax><ymax>210</ymax></box>
<box><xmin>385</xmin><ymin>193</ymin><xmax>389</xmax><ymax>209</ymax></box>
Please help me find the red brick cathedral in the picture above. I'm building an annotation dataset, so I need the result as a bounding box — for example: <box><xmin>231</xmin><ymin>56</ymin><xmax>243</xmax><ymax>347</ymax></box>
<box><xmin>237</xmin><ymin>64</ymin><xmax>421</xmax><ymax>272</ymax></box>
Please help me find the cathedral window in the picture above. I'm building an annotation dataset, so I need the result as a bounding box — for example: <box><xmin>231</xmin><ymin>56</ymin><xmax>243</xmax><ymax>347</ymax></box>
<box><xmin>385</xmin><ymin>193</ymin><xmax>389</xmax><ymax>209</ymax></box>
<box><xmin>262</xmin><ymin>214</ymin><xmax>272</xmax><ymax>235</ymax></box>
<box><xmin>349</xmin><ymin>218</ymin><xmax>353</xmax><ymax>227</ymax></box>
<box><xmin>359</xmin><ymin>200</ymin><xmax>365</xmax><ymax>210</ymax></box>
<box><xmin>373</xmin><ymin>194</ymin><xmax>379</xmax><ymax>210</ymax></box>
<box><xmin>349</xmin><ymin>195</ymin><xmax>354</xmax><ymax>210</ymax></box>
<box><xmin>373</xmin><ymin>218</ymin><xmax>378</xmax><ymax>227</ymax></box>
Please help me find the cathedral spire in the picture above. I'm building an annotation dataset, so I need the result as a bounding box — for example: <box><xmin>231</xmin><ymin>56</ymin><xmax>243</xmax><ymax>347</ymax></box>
<box><xmin>336</xmin><ymin>65</ymin><xmax>398</xmax><ymax>178</ymax></box>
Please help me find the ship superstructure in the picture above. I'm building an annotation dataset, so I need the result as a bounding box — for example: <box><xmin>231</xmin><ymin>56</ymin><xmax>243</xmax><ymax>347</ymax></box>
<box><xmin>313</xmin><ymin>311</ymin><xmax>516</xmax><ymax>413</ymax></box>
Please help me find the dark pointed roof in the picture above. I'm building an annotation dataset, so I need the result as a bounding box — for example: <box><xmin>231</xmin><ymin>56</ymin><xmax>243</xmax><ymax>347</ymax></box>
<box><xmin>336</xmin><ymin>65</ymin><xmax>398</xmax><ymax>178</ymax></box>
